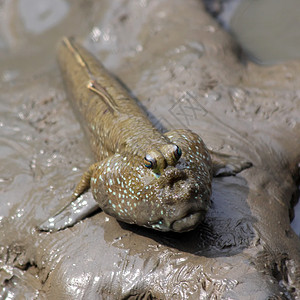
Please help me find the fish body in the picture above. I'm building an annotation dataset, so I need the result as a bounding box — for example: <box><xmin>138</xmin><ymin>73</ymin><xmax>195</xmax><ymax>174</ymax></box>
<box><xmin>41</xmin><ymin>37</ymin><xmax>251</xmax><ymax>233</ymax></box>
<box><xmin>57</xmin><ymin>37</ymin><xmax>213</xmax><ymax>232</ymax></box>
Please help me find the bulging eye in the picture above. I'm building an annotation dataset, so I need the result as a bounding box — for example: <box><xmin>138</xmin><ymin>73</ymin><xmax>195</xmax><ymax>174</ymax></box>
<box><xmin>144</xmin><ymin>154</ymin><xmax>157</xmax><ymax>169</ymax></box>
<box><xmin>174</xmin><ymin>145</ymin><xmax>182</xmax><ymax>161</ymax></box>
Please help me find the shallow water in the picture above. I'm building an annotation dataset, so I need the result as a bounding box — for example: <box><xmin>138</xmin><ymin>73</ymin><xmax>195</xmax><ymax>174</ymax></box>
<box><xmin>205</xmin><ymin>0</ymin><xmax>300</xmax><ymax>64</ymax></box>
<box><xmin>291</xmin><ymin>189</ymin><xmax>300</xmax><ymax>237</ymax></box>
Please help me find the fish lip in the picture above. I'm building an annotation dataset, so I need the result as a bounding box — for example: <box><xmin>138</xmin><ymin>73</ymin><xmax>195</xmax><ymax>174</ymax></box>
<box><xmin>149</xmin><ymin>211</ymin><xmax>205</xmax><ymax>233</ymax></box>
<box><xmin>170</xmin><ymin>211</ymin><xmax>205</xmax><ymax>232</ymax></box>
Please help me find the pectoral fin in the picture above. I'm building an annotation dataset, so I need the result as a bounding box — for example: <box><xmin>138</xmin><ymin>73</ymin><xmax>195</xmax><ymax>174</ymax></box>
<box><xmin>38</xmin><ymin>163</ymin><xmax>101</xmax><ymax>232</ymax></box>
<box><xmin>38</xmin><ymin>191</ymin><xmax>99</xmax><ymax>232</ymax></box>
<box><xmin>210</xmin><ymin>150</ymin><xmax>252</xmax><ymax>177</ymax></box>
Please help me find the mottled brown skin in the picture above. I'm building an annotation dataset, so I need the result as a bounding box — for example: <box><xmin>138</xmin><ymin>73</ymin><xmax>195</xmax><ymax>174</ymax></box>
<box><xmin>56</xmin><ymin>37</ymin><xmax>249</xmax><ymax>232</ymax></box>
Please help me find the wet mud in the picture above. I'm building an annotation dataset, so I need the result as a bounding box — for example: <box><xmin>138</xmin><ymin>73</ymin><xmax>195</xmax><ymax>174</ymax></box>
<box><xmin>0</xmin><ymin>0</ymin><xmax>299</xmax><ymax>299</ymax></box>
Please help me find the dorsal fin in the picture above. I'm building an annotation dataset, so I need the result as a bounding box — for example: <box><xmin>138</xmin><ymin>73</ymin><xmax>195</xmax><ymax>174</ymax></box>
<box><xmin>62</xmin><ymin>37</ymin><xmax>119</xmax><ymax>115</ymax></box>
<box><xmin>87</xmin><ymin>80</ymin><xmax>119</xmax><ymax>114</ymax></box>
<box><xmin>62</xmin><ymin>37</ymin><xmax>88</xmax><ymax>69</ymax></box>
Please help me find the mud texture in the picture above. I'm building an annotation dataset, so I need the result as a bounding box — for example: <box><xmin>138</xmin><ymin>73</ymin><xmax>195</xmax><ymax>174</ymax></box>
<box><xmin>0</xmin><ymin>0</ymin><xmax>299</xmax><ymax>299</ymax></box>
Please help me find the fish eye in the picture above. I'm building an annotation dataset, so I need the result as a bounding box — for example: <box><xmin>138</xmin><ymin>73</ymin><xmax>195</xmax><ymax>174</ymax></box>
<box><xmin>144</xmin><ymin>154</ymin><xmax>157</xmax><ymax>169</ymax></box>
<box><xmin>173</xmin><ymin>145</ymin><xmax>182</xmax><ymax>161</ymax></box>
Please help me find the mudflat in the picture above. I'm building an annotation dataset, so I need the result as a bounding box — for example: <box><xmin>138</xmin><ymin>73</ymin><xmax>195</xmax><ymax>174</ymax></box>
<box><xmin>0</xmin><ymin>0</ymin><xmax>299</xmax><ymax>299</ymax></box>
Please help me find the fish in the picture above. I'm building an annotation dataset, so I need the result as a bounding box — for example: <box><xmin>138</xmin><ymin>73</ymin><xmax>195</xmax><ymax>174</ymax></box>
<box><xmin>39</xmin><ymin>37</ymin><xmax>251</xmax><ymax>233</ymax></box>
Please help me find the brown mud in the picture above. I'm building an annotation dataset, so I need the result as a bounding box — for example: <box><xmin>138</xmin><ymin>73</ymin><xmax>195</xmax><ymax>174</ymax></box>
<box><xmin>0</xmin><ymin>0</ymin><xmax>299</xmax><ymax>299</ymax></box>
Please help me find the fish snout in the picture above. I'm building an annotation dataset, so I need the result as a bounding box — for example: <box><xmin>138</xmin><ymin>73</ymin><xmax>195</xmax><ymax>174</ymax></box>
<box><xmin>161</xmin><ymin>167</ymin><xmax>188</xmax><ymax>188</ymax></box>
<box><xmin>159</xmin><ymin>167</ymin><xmax>198</xmax><ymax>205</ymax></box>
<box><xmin>149</xmin><ymin>167</ymin><xmax>210</xmax><ymax>232</ymax></box>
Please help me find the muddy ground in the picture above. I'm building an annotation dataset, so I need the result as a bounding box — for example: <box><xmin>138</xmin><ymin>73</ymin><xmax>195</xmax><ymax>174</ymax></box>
<box><xmin>0</xmin><ymin>0</ymin><xmax>300</xmax><ymax>299</ymax></box>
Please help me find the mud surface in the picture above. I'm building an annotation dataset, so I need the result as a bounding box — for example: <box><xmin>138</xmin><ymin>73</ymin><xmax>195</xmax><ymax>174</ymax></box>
<box><xmin>0</xmin><ymin>0</ymin><xmax>300</xmax><ymax>299</ymax></box>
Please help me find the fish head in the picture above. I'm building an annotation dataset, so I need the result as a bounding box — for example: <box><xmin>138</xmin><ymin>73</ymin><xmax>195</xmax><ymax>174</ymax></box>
<box><xmin>91</xmin><ymin>129</ymin><xmax>213</xmax><ymax>232</ymax></box>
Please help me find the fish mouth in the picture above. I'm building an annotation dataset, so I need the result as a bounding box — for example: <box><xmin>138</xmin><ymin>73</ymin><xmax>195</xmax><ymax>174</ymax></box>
<box><xmin>171</xmin><ymin>211</ymin><xmax>204</xmax><ymax>232</ymax></box>
<box><xmin>149</xmin><ymin>211</ymin><xmax>205</xmax><ymax>233</ymax></box>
